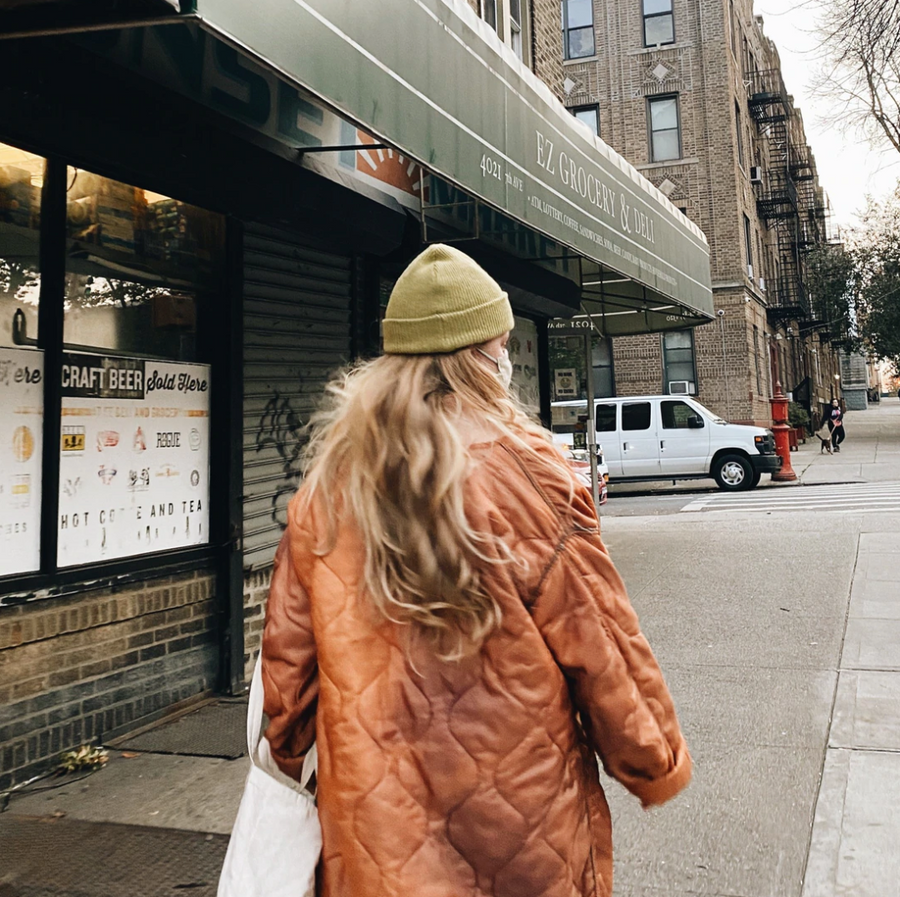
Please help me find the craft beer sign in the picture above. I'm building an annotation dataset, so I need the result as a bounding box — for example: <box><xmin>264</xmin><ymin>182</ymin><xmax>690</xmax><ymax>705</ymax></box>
<box><xmin>0</xmin><ymin>347</ymin><xmax>43</xmax><ymax>576</ymax></box>
<box><xmin>58</xmin><ymin>352</ymin><xmax>211</xmax><ymax>567</ymax></box>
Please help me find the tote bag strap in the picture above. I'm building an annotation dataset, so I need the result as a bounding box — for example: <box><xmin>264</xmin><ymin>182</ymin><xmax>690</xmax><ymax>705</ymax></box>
<box><xmin>248</xmin><ymin>654</ymin><xmax>317</xmax><ymax>793</ymax></box>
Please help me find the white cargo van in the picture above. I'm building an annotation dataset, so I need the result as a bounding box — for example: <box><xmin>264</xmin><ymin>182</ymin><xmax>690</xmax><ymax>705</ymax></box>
<box><xmin>551</xmin><ymin>395</ymin><xmax>781</xmax><ymax>491</ymax></box>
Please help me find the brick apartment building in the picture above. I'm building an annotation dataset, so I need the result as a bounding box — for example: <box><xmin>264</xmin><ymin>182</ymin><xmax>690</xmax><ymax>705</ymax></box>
<box><xmin>555</xmin><ymin>0</ymin><xmax>843</xmax><ymax>425</ymax></box>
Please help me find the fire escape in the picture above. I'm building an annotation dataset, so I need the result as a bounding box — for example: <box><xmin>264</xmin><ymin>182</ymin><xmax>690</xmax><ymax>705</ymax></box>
<box><xmin>747</xmin><ymin>69</ymin><xmax>827</xmax><ymax>323</ymax></box>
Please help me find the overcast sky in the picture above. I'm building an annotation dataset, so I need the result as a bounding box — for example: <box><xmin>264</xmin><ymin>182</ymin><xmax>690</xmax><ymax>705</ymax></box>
<box><xmin>752</xmin><ymin>0</ymin><xmax>900</xmax><ymax>229</ymax></box>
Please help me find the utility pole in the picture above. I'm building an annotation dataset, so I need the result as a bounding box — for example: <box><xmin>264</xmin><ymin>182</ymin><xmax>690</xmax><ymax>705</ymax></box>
<box><xmin>717</xmin><ymin>309</ymin><xmax>730</xmax><ymax>418</ymax></box>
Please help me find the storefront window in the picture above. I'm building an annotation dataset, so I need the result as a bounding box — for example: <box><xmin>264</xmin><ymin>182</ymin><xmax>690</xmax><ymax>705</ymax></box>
<box><xmin>509</xmin><ymin>316</ymin><xmax>540</xmax><ymax>414</ymax></box>
<box><xmin>550</xmin><ymin>332</ymin><xmax>615</xmax><ymax>401</ymax></box>
<box><xmin>1</xmin><ymin>142</ymin><xmax>44</xmax><ymax>576</ymax></box>
<box><xmin>56</xmin><ymin>169</ymin><xmax>223</xmax><ymax>568</ymax></box>
<box><xmin>64</xmin><ymin>168</ymin><xmax>223</xmax><ymax>361</ymax></box>
<box><xmin>1</xmin><ymin>142</ymin><xmax>43</xmax><ymax>348</ymax></box>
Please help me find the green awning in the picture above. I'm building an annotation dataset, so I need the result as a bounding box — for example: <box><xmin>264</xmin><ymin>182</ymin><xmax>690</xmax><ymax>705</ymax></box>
<box><xmin>190</xmin><ymin>0</ymin><xmax>712</xmax><ymax>333</ymax></box>
<box><xmin>2</xmin><ymin>0</ymin><xmax>714</xmax><ymax>334</ymax></box>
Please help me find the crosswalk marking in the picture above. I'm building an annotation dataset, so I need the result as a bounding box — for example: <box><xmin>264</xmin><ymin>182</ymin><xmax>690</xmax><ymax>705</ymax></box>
<box><xmin>681</xmin><ymin>482</ymin><xmax>900</xmax><ymax>514</ymax></box>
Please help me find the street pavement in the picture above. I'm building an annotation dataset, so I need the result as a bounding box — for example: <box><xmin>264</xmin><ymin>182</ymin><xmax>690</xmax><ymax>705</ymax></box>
<box><xmin>2</xmin><ymin>402</ymin><xmax>899</xmax><ymax>897</ymax></box>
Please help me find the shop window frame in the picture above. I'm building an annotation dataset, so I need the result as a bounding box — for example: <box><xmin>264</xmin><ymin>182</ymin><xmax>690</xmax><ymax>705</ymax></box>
<box><xmin>0</xmin><ymin>150</ymin><xmax>237</xmax><ymax>606</ymax></box>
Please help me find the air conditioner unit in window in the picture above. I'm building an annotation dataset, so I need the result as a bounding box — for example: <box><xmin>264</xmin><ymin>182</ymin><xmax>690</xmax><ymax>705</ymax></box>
<box><xmin>668</xmin><ymin>380</ymin><xmax>694</xmax><ymax>395</ymax></box>
<box><xmin>749</xmin><ymin>166</ymin><xmax>763</xmax><ymax>184</ymax></box>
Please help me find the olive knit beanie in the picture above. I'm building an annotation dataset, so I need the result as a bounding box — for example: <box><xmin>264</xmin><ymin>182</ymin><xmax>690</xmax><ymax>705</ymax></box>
<box><xmin>382</xmin><ymin>244</ymin><xmax>515</xmax><ymax>354</ymax></box>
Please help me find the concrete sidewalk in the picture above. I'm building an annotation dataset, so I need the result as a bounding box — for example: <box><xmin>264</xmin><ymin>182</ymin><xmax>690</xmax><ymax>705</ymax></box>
<box><xmin>1</xmin><ymin>403</ymin><xmax>898</xmax><ymax>897</ymax></box>
<box><xmin>792</xmin><ymin>399</ymin><xmax>900</xmax><ymax>486</ymax></box>
<box><xmin>801</xmin><ymin>529</ymin><xmax>900</xmax><ymax>897</ymax></box>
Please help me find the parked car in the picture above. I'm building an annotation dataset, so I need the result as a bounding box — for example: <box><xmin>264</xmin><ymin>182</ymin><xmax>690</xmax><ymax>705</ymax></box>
<box><xmin>551</xmin><ymin>395</ymin><xmax>781</xmax><ymax>491</ymax></box>
<box><xmin>561</xmin><ymin>446</ymin><xmax>609</xmax><ymax>505</ymax></box>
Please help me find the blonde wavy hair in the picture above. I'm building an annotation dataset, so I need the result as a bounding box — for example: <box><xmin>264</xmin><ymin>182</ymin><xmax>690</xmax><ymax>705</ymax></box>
<box><xmin>299</xmin><ymin>346</ymin><xmax>561</xmax><ymax>661</ymax></box>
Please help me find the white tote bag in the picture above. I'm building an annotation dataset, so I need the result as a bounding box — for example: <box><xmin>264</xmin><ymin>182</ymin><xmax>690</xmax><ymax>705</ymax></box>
<box><xmin>218</xmin><ymin>656</ymin><xmax>322</xmax><ymax>897</ymax></box>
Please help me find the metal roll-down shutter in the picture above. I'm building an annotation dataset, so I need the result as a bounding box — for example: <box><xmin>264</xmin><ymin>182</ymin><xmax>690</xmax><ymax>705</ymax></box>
<box><xmin>242</xmin><ymin>222</ymin><xmax>352</xmax><ymax>570</ymax></box>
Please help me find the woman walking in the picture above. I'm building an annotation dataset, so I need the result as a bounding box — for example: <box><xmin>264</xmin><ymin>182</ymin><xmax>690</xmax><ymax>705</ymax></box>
<box><xmin>261</xmin><ymin>244</ymin><xmax>691</xmax><ymax>897</ymax></box>
<box><xmin>827</xmin><ymin>398</ymin><xmax>846</xmax><ymax>451</ymax></box>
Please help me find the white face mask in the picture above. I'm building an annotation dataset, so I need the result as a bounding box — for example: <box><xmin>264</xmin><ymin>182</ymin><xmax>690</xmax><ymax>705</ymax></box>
<box><xmin>476</xmin><ymin>347</ymin><xmax>514</xmax><ymax>390</ymax></box>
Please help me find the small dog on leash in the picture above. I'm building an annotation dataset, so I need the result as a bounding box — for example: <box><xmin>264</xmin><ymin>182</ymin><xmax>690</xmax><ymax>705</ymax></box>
<box><xmin>815</xmin><ymin>427</ymin><xmax>833</xmax><ymax>454</ymax></box>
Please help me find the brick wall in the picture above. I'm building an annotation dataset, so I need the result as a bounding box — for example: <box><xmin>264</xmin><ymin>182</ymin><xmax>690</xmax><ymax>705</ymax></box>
<box><xmin>0</xmin><ymin>571</ymin><xmax>217</xmax><ymax>790</ymax></box>
<box><xmin>242</xmin><ymin>567</ymin><xmax>272</xmax><ymax>681</ymax></box>
<box><xmin>531</xmin><ymin>0</ymin><xmax>565</xmax><ymax>100</ymax></box>
<box><xmin>611</xmin><ymin>334</ymin><xmax>663</xmax><ymax>395</ymax></box>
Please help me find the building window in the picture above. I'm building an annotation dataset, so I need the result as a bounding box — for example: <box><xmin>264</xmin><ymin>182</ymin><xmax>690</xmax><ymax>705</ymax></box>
<box><xmin>753</xmin><ymin>325</ymin><xmax>763</xmax><ymax>395</ymax></box>
<box><xmin>481</xmin><ymin>0</ymin><xmax>498</xmax><ymax>31</ymax></box>
<box><xmin>662</xmin><ymin>330</ymin><xmax>697</xmax><ymax>394</ymax></box>
<box><xmin>648</xmin><ymin>95</ymin><xmax>681</xmax><ymax>162</ymax></box>
<box><xmin>643</xmin><ymin>0</ymin><xmax>674</xmax><ymax>47</ymax></box>
<box><xmin>743</xmin><ymin>213</ymin><xmax>753</xmax><ymax>278</ymax></box>
<box><xmin>735</xmin><ymin>101</ymin><xmax>745</xmax><ymax>169</ymax></box>
<box><xmin>509</xmin><ymin>0</ymin><xmax>524</xmax><ymax>58</ymax></box>
<box><xmin>562</xmin><ymin>0</ymin><xmax>595</xmax><ymax>59</ymax></box>
<box><xmin>569</xmin><ymin>104</ymin><xmax>600</xmax><ymax>136</ymax></box>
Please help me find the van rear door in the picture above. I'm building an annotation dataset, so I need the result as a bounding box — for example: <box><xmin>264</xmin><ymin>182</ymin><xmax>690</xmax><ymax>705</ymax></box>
<box><xmin>620</xmin><ymin>400</ymin><xmax>661</xmax><ymax>477</ymax></box>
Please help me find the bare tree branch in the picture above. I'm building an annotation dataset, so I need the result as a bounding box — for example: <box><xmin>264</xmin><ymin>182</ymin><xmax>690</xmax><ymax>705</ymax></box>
<box><xmin>813</xmin><ymin>0</ymin><xmax>900</xmax><ymax>155</ymax></box>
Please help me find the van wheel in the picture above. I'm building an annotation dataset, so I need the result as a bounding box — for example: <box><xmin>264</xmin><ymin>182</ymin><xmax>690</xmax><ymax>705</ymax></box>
<box><xmin>747</xmin><ymin>470</ymin><xmax>762</xmax><ymax>489</ymax></box>
<box><xmin>713</xmin><ymin>454</ymin><xmax>753</xmax><ymax>491</ymax></box>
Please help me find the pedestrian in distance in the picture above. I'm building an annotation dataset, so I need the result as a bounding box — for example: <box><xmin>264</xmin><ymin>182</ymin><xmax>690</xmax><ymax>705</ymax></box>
<box><xmin>827</xmin><ymin>397</ymin><xmax>846</xmax><ymax>451</ymax></box>
<box><xmin>260</xmin><ymin>243</ymin><xmax>691</xmax><ymax>897</ymax></box>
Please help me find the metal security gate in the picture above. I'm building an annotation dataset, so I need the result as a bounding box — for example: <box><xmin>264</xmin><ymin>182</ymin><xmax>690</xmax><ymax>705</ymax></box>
<box><xmin>242</xmin><ymin>222</ymin><xmax>352</xmax><ymax>570</ymax></box>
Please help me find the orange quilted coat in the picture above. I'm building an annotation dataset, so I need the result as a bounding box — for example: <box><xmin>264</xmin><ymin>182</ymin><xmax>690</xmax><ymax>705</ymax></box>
<box><xmin>262</xmin><ymin>436</ymin><xmax>691</xmax><ymax>897</ymax></box>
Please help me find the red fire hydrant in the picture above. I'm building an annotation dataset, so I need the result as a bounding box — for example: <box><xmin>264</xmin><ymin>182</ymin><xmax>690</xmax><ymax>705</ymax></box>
<box><xmin>770</xmin><ymin>381</ymin><xmax>797</xmax><ymax>482</ymax></box>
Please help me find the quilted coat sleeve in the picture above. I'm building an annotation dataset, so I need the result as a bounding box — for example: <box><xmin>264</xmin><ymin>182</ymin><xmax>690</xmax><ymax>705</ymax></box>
<box><xmin>531</xmin><ymin>488</ymin><xmax>692</xmax><ymax>808</ymax></box>
<box><xmin>261</xmin><ymin>527</ymin><xmax>319</xmax><ymax>783</ymax></box>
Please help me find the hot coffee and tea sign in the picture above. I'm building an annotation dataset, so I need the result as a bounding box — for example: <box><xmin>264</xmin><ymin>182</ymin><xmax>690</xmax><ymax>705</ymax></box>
<box><xmin>58</xmin><ymin>352</ymin><xmax>210</xmax><ymax>567</ymax></box>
